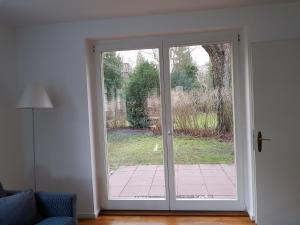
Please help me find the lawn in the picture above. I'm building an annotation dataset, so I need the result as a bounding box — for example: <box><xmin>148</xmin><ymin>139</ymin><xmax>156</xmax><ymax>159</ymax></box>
<box><xmin>107</xmin><ymin>129</ymin><xmax>234</xmax><ymax>170</ymax></box>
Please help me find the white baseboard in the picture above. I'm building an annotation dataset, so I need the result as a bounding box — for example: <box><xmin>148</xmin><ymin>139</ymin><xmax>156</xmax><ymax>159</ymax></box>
<box><xmin>95</xmin><ymin>208</ymin><xmax>101</xmax><ymax>217</ymax></box>
<box><xmin>248</xmin><ymin>212</ymin><xmax>256</xmax><ymax>222</ymax></box>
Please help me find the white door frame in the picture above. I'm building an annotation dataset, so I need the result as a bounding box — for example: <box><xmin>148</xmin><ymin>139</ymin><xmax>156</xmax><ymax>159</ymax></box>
<box><xmin>94</xmin><ymin>30</ymin><xmax>246</xmax><ymax>211</ymax></box>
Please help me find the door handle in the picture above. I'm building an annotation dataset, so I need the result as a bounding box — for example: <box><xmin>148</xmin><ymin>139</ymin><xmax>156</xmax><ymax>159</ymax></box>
<box><xmin>257</xmin><ymin>131</ymin><xmax>272</xmax><ymax>152</ymax></box>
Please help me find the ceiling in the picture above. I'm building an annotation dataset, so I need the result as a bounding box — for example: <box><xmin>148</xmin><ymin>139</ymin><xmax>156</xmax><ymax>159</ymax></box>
<box><xmin>0</xmin><ymin>0</ymin><xmax>298</xmax><ymax>26</ymax></box>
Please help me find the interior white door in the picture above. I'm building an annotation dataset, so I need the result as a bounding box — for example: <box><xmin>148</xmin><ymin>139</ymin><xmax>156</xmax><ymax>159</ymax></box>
<box><xmin>252</xmin><ymin>39</ymin><xmax>300</xmax><ymax>225</ymax></box>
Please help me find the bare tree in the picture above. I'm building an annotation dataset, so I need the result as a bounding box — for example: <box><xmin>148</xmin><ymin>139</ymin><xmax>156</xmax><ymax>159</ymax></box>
<box><xmin>202</xmin><ymin>43</ymin><xmax>232</xmax><ymax>134</ymax></box>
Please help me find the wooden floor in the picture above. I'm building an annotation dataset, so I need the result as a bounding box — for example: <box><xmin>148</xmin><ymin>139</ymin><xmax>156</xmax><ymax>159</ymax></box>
<box><xmin>79</xmin><ymin>215</ymin><xmax>256</xmax><ymax>225</ymax></box>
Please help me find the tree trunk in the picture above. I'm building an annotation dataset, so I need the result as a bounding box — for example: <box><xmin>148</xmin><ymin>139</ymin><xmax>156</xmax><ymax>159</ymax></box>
<box><xmin>202</xmin><ymin>44</ymin><xmax>231</xmax><ymax>134</ymax></box>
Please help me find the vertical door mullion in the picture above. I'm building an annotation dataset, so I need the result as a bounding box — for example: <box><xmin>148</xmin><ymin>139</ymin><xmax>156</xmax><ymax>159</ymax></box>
<box><xmin>162</xmin><ymin>40</ymin><xmax>176</xmax><ymax>210</ymax></box>
<box><xmin>158</xmin><ymin>41</ymin><xmax>171</xmax><ymax>208</ymax></box>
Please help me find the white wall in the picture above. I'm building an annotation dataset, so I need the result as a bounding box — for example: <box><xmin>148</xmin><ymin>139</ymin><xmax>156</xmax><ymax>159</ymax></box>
<box><xmin>16</xmin><ymin>27</ymin><xmax>97</xmax><ymax>217</ymax></box>
<box><xmin>0</xmin><ymin>24</ymin><xmax>25</xmax><ymax>189</ymax></box>
<box><xmin>16</xmin><ymin>2</ymin><xmax>300</xmax><ymax>218</ymax></box>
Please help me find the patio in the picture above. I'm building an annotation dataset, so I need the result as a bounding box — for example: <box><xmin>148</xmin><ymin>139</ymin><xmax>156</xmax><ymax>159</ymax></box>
<box><xmin>109</xmin><ymin>164</ymin><xmax>236</xmax><ymax>199</ymax></box>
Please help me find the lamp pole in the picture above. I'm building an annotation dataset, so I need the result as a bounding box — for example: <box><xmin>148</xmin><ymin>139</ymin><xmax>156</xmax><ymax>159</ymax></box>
<box><xmin>16</xmin><ymin>83</ymin><xmax>53</xmax><ymax>192</ymax></box>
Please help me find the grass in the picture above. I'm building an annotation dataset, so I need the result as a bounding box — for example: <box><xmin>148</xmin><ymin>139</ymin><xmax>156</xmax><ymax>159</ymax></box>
<box><xmin>173</xmin><ymin>113</ymin><xmax>218</xmax><ymax>130</ymax></box>
<box><xmin>107</xmin><ymin>129</ymin><xmax>234</xmax><ymax>170</ymax></box>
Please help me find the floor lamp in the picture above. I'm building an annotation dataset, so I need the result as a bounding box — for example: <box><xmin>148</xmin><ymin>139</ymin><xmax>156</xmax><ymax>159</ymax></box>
<box><xmin>16</xmin><ymin>83</ymin><xmax>53</xmax><ymax>191</ymax></box>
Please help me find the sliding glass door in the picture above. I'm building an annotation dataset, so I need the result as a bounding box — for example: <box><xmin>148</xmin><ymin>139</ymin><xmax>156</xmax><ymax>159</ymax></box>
<box><xmin>96</xmin><ymin>31</ymin><xmax>244</xmax><ymax>211</ymax></box>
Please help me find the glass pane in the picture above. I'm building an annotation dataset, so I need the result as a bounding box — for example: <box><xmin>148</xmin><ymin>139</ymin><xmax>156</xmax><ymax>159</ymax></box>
<box><xmin>169</xmin><ymin>44</ymin><xmax>237</xmax><ymax>200</ymax></box>
<box><xmin>102</xmin><ymin>49</ymin><xmax>166</xmax><ymax>199</ymax></box>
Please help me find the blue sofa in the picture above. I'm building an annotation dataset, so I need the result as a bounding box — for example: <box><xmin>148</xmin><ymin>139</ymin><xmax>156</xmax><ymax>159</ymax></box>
<box><xmin>0</xmin><ymin>183</ymin><xmax>77</xmax><ymax>225</ymax></box>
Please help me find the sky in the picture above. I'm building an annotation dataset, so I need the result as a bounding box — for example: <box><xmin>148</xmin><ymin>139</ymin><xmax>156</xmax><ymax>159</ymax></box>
<box><xmin>116</xmin><ymin>45</ymin><xmax>210</xmax><ymax>69</ymax></box>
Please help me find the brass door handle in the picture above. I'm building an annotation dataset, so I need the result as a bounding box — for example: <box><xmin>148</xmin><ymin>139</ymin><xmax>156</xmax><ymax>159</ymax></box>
<box><xmin>257</xmin><ymin>131</ymin><xmax>272</xmax><ymax>152</ymax></box>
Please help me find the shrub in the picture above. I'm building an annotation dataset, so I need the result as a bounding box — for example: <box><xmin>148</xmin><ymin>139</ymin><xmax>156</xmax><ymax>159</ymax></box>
<box><xmin>172</xmin><ymin>89</ymin><xmax>233</xmax><ymax>138</ymax></box>
<box><xmin>142</xmin><ymin>88</ymin><xmax>233</xmax><ymax>139</ymax></box>
<box><xmin>126</xmin><ymin>62</ymin><xmax>160</xmax><ymax>128</ymax></box>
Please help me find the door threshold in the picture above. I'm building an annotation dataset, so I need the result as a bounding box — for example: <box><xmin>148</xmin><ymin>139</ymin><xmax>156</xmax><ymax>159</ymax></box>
<box><xmin>100</xmin><ymin>210</ymin><xmax>248</xmax><ymax>216</ymax></box>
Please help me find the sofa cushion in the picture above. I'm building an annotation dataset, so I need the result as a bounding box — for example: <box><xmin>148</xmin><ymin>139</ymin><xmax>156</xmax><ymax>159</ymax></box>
<box><xmin>35</xmin><ymin>192</ymin><xmax>76</xmax><ymax>218</ymax></box>
<box><xmin>0</xmin><ymin>190</ymin><xmax>38</xmax><ymax>225</ymax></box>
<box><xmin>0</xmin><ymin>182</ymin><xmax>6</xmax><ymax>198</ymax></box>
<box><xmin>35</xmin><ymin>217</ymin><xmax>75</xmax><ymax>225</ymax></box>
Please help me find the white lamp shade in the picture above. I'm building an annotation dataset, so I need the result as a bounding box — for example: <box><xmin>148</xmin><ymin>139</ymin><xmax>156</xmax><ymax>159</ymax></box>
<box><xmin>16</xmin><ymin>83</ymin><xmax>53</xmax><ymax>109</ymax></box>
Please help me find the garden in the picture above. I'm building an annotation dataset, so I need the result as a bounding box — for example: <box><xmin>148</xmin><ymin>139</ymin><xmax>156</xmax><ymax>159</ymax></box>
<box><xmin>103</xmin><ymin>44</ymin><xmax>234</xmax><ymax>171</ymax></box>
